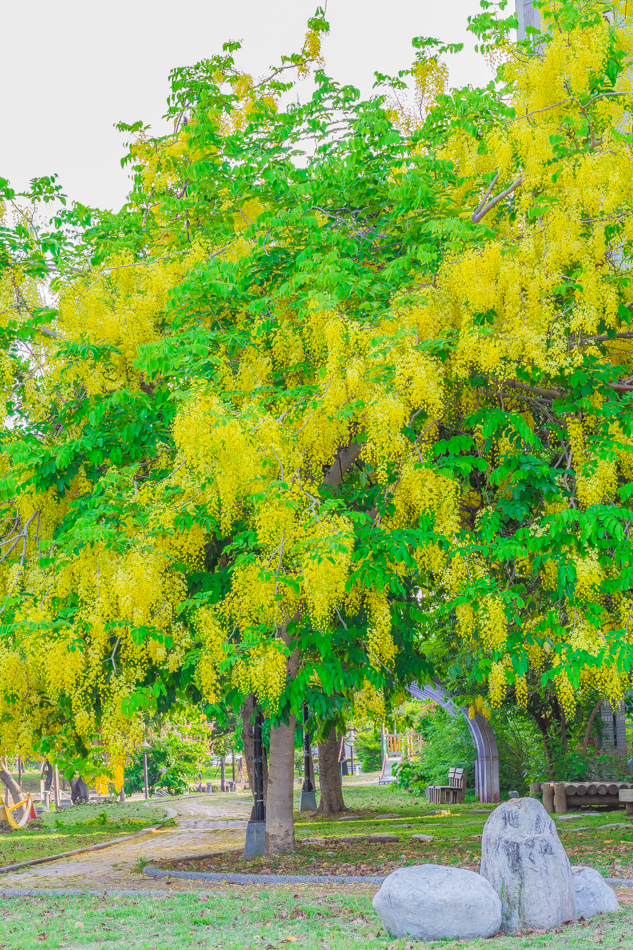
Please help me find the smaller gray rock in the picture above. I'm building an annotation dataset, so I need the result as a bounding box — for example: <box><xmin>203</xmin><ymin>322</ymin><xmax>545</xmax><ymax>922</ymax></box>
<box><xmin>508</xmin><ymin>790</ymin><xmax>520</xmax><ymax>799</ymax></box>
<box><xmin>573</xmin><ymin>867</ymin><xmax>621</xmax><ymax>918</ymax></box>
<box><xmin>411</xmin><ymin>834</ymin><xmax>434</xmax><ymax>842</ymax></box>
<box><xmin>373</xmin><ymin>864</ymin><xmax>502</xmax><ymax>941</ymax></box>
<box><xmin>339</xmin><ymin>834</ymin><xmax>399</xmax><ymax>843</ymax></box>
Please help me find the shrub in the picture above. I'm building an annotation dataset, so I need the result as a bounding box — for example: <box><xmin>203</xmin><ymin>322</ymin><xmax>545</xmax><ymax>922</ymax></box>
<box><xmin>124</xmin><ymin>717</ymin><xmax>209</xmax><ymax>796</ymax></box>
<box><xmin>394</xmin><ymin>706</ymin><xmax>476</xmax><ymax>796</ymax></box>
<box><xmin>354</xmin><ymin>727</ymin><xmax>382</xmax><ymax>773</ymax></box>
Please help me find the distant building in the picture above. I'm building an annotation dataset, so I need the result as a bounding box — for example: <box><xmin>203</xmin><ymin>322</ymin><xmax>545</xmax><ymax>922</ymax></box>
<box><xmin>516</xmin><ymin>0</ymin><xmax>540</xmax><ymax>41</ymax></box>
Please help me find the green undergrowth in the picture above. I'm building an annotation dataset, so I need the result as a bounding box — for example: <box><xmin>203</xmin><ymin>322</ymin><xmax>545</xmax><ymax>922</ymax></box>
<box><xmin>0</xmin><ymin>802</ymin><xmax>167</xmax><ymax>868</ymax></box>
<box><xmin>0</xmin><ymin>892</ymin><xmax>631</xmax><ymax>950</ymax></box>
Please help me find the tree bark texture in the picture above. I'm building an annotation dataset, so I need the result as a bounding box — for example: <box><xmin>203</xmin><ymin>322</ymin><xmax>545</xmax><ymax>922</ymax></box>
<box><xmin>265</xmin><ymin>623</ymin><xmax>300</xmax><ymax>855</ymax></box>
<box><xmin>71</xmin><ymin>777</ymin><xmax>90</xmax><ymax>803</ymax></box>
<box><xmin>317</xmin><ymin>725</ymin><xmax>346</xmax><ymax>815</ymax></box>
<box><xmin>265</xmin><ymin>713</ymin><xmax>297</xmax><ymax>853</ymax></box>
<box><xmin>0</xmin><ymin>758</ymin><xmax>25</xmax><ymax>820</ymax></box>
<box><xmin>241</xmin><ymin>694</ymin><xmax>268</xmax><ymax>806</ymax></box>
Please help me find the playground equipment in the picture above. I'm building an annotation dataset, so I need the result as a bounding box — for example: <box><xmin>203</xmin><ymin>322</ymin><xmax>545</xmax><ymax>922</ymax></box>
<box><xmin>0</xmin><ymin>794</ymin><xmax>37</xmax><ymax>829</ymax></box>
<box><xmin>379</xmin><ymin>728</ymin><xmax>423</xmax><ymax>784</ymax></box>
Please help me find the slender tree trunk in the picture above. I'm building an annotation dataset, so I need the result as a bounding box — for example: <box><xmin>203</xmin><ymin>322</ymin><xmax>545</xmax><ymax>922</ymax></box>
<box><xmin>242</xmin><ymin>694</ymin><xmax>268</xmax><ymax>806</ymax></box>
<box><xmin>532</xmin><ymin>713</ymin><xmax>555</xmax><ymax>780</ymax></box>
<box><xmin>265</xmin><ymin>713</ymin><xmax>297</xmax><ymax>854</ymax></box>
<box><xmin>560</xmin><ymin>707</ymin><xmax>568</xmax><ymax>756</ymax></box>
<box><xmin>583</xmin><ymin>698</ymin><xmax>603</xmax><ymax>754</ymax></box>
<box><xmin>317</xmin><ymin>725</ymin><xmax>346</xmax><ymax>815</ymax></box>
<box><xmin>0</xmin><ymin>758</ymin><xmax>25</xmax><ymax>820</ymax></box>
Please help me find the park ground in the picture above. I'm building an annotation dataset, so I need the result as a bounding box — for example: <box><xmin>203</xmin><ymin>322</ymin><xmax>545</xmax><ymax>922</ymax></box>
<box><xmin>1</xmin><ymin>776</ymin><xmax>632</xmax><ymax>949</ymax></box>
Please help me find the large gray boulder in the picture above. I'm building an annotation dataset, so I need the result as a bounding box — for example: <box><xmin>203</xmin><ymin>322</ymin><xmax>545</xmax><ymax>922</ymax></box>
<box><xmin>573</xmin><ymin>866</ymin><xmax>621</xmax><ymax>918</ymax></box>
<box><xmin>372</xmin><ymin>864</ymin><xmax>502</xmax><ymax>941</ymax></box>
<box><xmin>480</xmin><ymin>798</ymin><xmax>576</xmax><ymax>932</ymax></box>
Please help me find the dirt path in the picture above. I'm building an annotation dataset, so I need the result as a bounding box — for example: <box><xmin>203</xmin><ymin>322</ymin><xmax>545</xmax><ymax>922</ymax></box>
<box><xmin>0</xmin><ymin>795</ymin><xmax>253</xmax><ymax>892</ymax></box>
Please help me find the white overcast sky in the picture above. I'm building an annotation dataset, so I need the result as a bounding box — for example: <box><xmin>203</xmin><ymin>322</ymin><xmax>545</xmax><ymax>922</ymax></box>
<box><xmin>1</xmin><ymin>1</ymin><xmax>494</xmax><ymax>211</ymax></box>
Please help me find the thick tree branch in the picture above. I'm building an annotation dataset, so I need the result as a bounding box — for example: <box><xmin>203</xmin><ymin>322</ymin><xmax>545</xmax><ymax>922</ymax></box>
<box><xmin>504</xmin><ymin>379</ymin><xmax>562</xmax><ymax>400</ymax></box>
<box><xmin>580</xmin><ymin>331</ymin><xmax>633</xmax><ymax>344</ymax></box>
<box><xmin>323</xmin><ymin>441</ymin><xmax>363</xmax><ymax>489</ymax></box>
<box><xmin>472</xmin><ymin>176</ymin><xmax>523</xmax><ymax>224</ymax></box>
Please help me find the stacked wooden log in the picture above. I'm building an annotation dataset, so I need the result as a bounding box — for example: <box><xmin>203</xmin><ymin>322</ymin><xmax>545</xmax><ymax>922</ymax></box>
<box><xmin>534</xmin><ymin>780</ymin><xmax>633</xmax><ymax>814</ymax></box>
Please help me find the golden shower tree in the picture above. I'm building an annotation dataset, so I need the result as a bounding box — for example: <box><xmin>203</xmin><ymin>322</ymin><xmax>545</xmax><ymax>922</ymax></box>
<box><xmin>2</xmin><ymin>1</ymin><xmax>633</xmax><ymax>849</ymax></box>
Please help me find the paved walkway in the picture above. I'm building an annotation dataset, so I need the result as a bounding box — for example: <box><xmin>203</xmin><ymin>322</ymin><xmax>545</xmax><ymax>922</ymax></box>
<box><xmin>1</xmin><ymin>795</ymin><xmax>253</xmax><ymax>892</ymax></box>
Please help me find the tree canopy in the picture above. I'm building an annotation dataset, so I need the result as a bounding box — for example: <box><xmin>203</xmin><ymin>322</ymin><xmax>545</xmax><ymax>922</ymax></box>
<box><xmin>2</xmin><ymin>0</ymin><xmax>633</xmax><ymax>848</ymax></box>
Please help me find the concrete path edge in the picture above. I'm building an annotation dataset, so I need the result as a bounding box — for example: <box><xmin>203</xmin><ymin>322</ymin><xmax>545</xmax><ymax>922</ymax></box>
<box><xmin>142</xmin><ymin>863</ymin><xmax>386</xmax><ymax>885</ymax></box>
<box><xmin>0</xmin><ymin>878</ymin><xmax>630</xmax><ymax>897</ymax></box>
<box><xmin>142</xmin><ymin>863</ymin><xmax>633</xmax><ymax>888</ymax></box>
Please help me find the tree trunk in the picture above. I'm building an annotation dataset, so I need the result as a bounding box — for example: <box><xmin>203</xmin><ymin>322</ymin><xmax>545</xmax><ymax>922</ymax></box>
<box><xmin>531</xmin><ymin>712</ymin><xmax>555</xmax><ymax>780</ymax></box>
<box><xmin>41</xmin><ymin>759</ymin><xmax>53</xmax><ymax>791</ymax></box>
<box><xmin>560</xmin><ymin>706</ymin><xmax>568</xmax><ymax>756</ymax></box>
<box><xmin>242</xmin><ymin>694</ymin><xmax>268</xmax><ymax>805</ymax></box>
<box><xmin>583</xmin><ymin>698</ymin><xmax>603</xmax><ymax>754</ymax></box>
<box><xmin>0</xmin><ymin>758</ymin><xmax>25</xmax><ymax>820</ymax></box>
<box><xmin>265</xmin><ymin>713</ymin><xmax>297</xmax><ymax>854</ymax></box>
<box><xmin>264</xmin><ymin>621</ymin><xmax>300</xmax><ymax>855</ymax></box>
<box><xmin>317</xmin><ymin>725</ymin><xmax>346</xmax><ymax>815</ymax></box>
<box><xmin>71</xmin><ymin>777</ymin><xmax>89</xmax><ymax>804</ymax></box>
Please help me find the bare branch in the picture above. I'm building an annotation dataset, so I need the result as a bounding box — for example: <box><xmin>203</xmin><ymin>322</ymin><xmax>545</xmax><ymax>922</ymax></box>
<box><xmin>472</xmin><ymin>176</ymin><xmax>523</xmax><ymax>224</ymax></box>
<box><xmin>472</xmin><ymin>174</ymin><xmax>499</xmax><ymax>221</ymax></box>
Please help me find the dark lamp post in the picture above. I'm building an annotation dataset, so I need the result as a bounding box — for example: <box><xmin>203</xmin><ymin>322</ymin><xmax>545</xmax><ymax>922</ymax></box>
<box><xmin>299</xmin><ymin>703</ymin><xmax>317</xmax><ymax>812</ymax></box>
<box><xmin>141</xmin><ymin>741</ymin><xmax>151</xmax><ymax>801</ymax></box>
<box><xmin>244</xmin><ymin>708</ymin><xmax>266</xmax><ymax>856</ymax></box>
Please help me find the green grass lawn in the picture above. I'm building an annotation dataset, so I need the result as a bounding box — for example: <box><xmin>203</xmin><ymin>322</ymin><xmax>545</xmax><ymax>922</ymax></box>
<box><xmin>0</xmin><ymin>802</ymin><xmax>168</xmax><ymax>868</ymax></box>
<box><xmin>1</xmin><ymin>782</ymin><xmax>632</xmax><ymax>947</ymax></box>
<box><xmin>0</xmin><ymin>891</ymin><xmax>631</xmax><ymax>949</ymax></box>
<box><xmin>241</xmin><ymin>780</ymin><xmax>632</xmax><ymax>880</ymax></box>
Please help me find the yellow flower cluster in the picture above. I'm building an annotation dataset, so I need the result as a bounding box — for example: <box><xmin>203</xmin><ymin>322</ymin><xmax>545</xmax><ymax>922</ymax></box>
<box><xmin>195</xmin><ymin>607</ymin><xmax>226</xmax><ymax>703</ymax></box>
<box><xmin>468</xmin><ymin>695</ymin><xmax>492</xmax><ymax>720</ymax></box>
<box><xmin>515</xmin><ymin>675</ymin><xmax>528</xmax><ymax>709</ymax></box>
<box><xmin>235</xmin><ymin>642</ymin><xmax>287</xmax><ymax>710</ymax></box>
<box><xmin>353</xmin><ymin>680</ymin><xmax>386</xmax><ymax>723</ymax></box>
<box><xmin>365</xmin><ymin>591</ymin><xmax>396</xmax><ymax>669</ymax></box>
<box><xmin>553</xmin><ymin>661</ymin><xmax>576</xmax><ymax>721</ymax></box>
<box><xmin>413</xmin><ymin>58</ymin><xmax>449</xmax><ymax>110</ymax></box>
<box><xmin>488</xmin><ymin>659</ymin><xmax>508</xmax><ymax>708</ymax></box>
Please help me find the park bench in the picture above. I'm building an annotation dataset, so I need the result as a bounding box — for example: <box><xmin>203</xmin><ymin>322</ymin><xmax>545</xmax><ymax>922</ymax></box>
<box><xmin>537</xmin><ymin>780</ymin><xmax>633</xmax><ymax>814</ymax></box>
<box><xmin>426</xmin><ymin>768</ymin><xmax>466</xmax><ymax>805</ymax></box>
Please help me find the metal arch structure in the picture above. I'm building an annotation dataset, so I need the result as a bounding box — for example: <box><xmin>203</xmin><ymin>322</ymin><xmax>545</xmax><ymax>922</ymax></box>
<box><xmin>407</xmin><ymin>681</ymin><xmax>500</xmax><ymax>804</ymax></box>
